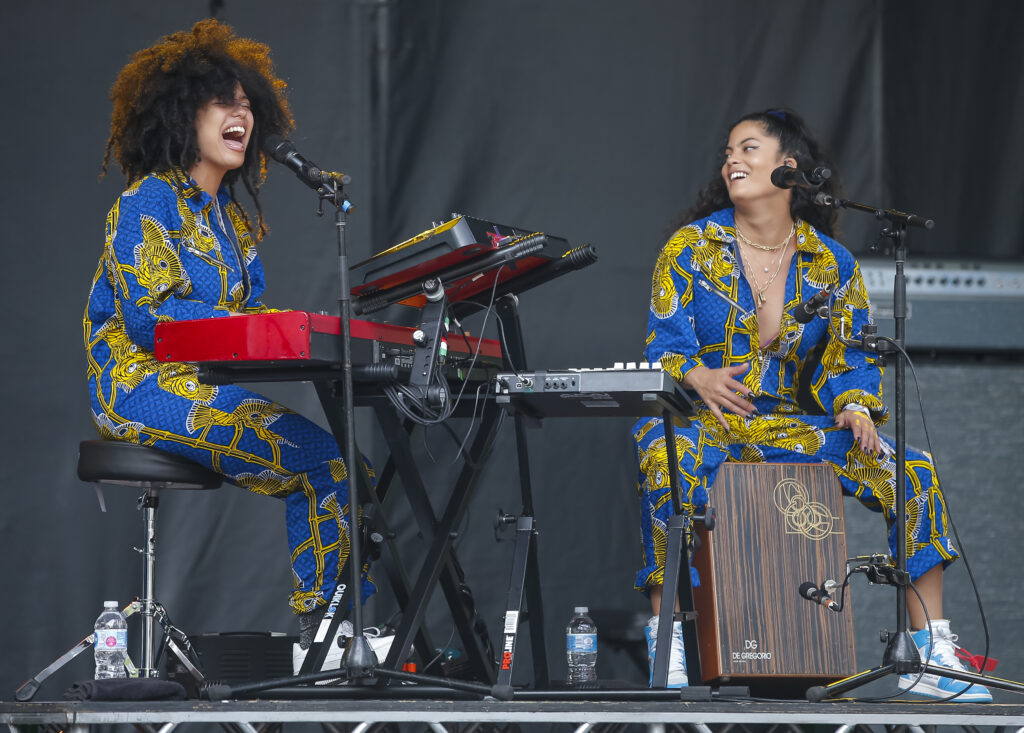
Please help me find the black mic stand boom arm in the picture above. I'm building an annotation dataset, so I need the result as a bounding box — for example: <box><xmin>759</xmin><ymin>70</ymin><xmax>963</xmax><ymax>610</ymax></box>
<box><xmin>806</xmin><ymin>194</ymin><xmax>1024</xmax><ymax>701</ymax></box>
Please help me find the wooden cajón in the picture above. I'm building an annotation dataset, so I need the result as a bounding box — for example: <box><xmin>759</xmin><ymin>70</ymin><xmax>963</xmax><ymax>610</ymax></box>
<box><xmin>692</xmin><ymin>462</ymin><xmax>856</xmax><ymax>696</ymax></box>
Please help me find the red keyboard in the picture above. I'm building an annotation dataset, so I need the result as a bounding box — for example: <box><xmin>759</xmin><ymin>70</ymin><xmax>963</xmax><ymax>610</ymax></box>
<box><xmin>154</xmin><ymin>311</ymin><xmax>502</xmax><ymax>370</ymax></box>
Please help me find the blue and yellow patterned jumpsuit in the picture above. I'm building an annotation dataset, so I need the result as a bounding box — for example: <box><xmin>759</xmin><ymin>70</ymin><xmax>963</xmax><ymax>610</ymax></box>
<box><xmin>84</xmin><ymin>170</ymin><xmax>371</xmax><ymax>613</ymax></box>
<box><xmin>633</xmin><ymin>208</ymin><xmax>955</xmax><ymax>592</ymax></box>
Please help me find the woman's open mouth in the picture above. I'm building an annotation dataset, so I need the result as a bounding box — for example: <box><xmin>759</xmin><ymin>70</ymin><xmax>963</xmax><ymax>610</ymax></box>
<box><xmin>223</xmin><ymin>126</ymin><xmax>246</xmax><ymax>152</ymax></box>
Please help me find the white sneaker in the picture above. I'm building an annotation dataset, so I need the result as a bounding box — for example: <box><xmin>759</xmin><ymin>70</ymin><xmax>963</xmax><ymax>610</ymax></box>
<box><xmin>292</xmin><ymin>620</ymin><xmax>395</xmax><ymax>679</ymax></box>
<box><xmin>644</xmin><ymin>615</ymin><xmax>688</xmax><ymax>688</ymax></box>
<box><xmin>897</xmin><ymin>619</ymin><xmax>992</xmax><ymax>702</ymax></box>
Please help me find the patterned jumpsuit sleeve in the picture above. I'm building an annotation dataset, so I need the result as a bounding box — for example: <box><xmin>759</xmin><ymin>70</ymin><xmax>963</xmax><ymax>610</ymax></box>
<box><xmin>84</xmin><ymin>171</ymin><xmax>373</xmax><ymax>614</ymax></box>
<box><xmin>632</xmin><ymin>207</ymin><xmax>956</xmax><ymax>593</ymax></box>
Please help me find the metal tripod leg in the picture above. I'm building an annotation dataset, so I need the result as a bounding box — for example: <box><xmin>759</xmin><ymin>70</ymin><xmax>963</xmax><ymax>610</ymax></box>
<box><xmin>136</xmin><ymin>489</ymin><xmax>206</xmax><ymax>686</ymax></box>
<box><xmin>14</xmin><ymin>602</ymin><xmax>142</xmax><ymax>701</ymax></box>
<box><xmin>810</xmin><ymin>653</ymin><xmax>1024</xmax><ymax>700</ymax></box>
<box><xmin>152</xmin><ymin>601</ymin><xmax>206</xmax><ymax>688</ymax></box>
<box><xmin>16</xmin><ymin>485</ymin><xmax>208</xmax><ymax>700</ymax></box>
<box><xmin>16</xmin><ymin>634</ymin><xmax>98</xmax><ymax>701</ymax></box>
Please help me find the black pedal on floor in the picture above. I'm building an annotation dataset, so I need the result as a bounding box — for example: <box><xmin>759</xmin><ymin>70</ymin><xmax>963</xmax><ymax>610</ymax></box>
<box><xmin>166</xmin><ymin>631</ymin><xmax>296</xmax><ymax>697</ymax></box>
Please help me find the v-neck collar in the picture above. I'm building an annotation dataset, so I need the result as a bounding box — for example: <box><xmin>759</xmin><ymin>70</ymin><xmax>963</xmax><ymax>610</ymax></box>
<box><xmin>696</xmin><ymin>209</ymin><xmax>829</xmax><ymax>351</ymax></box>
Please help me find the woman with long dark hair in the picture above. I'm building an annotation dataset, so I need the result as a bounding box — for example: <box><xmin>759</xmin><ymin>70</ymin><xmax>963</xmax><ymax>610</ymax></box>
<box><xmin>633</xmin><ymin>109</ymin><xmax>989</xmax><ymax>701</ymax></box>
<box><xmin>85</xmin><ymin>20</ymin><xmax>371</xmax><ymax>670</ymax></box>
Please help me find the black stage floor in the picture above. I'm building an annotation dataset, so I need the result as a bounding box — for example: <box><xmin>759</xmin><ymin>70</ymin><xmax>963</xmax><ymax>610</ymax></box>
<box><xmin>4</xmin><ymin>698</ymin><xmax>1024</xmax><ymax>732</ymax></box>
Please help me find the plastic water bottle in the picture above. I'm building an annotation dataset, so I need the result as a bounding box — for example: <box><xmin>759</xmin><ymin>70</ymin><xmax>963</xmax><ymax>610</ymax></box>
<box><xmin>566</xmin><ymin>606</ymin><xmax>597</xmax><ymax>686</ymax></box>
<box><xmin>94</xmin><ymin>601</ymin><xmax>128</xmax><ymax>679</ymax></box>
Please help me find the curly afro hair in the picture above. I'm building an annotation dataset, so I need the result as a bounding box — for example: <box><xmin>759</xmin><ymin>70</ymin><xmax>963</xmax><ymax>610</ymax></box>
<box><xmin>102</xmin><ymin>19</ymin><xmax>294</xmax><ymax>238</ymax></box>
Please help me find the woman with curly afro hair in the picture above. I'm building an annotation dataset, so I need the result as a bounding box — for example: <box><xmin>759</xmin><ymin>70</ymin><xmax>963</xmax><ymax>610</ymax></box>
<box><xmin>84</xmin><ymin>19</ymin><xmax>372</xmax><ymax>668</ymax></box>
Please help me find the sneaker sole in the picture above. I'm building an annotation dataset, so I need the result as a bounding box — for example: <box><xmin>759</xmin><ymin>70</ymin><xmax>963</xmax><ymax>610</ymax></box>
<box><xmin>898</xmin><ymin>676</ymin><xmax>993</xmax><ymax>703</ymax></box>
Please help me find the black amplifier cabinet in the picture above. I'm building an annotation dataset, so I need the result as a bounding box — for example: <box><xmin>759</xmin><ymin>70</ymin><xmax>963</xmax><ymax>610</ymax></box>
<box><xmin>861</xmin><ymin>258</ymin><xmax>1024</xmax><ymax>353</ymax></box>
<box><xmin>166</xmin><ymin>631</ymin><xmax>296</xmax><ymax>696</ymax></box>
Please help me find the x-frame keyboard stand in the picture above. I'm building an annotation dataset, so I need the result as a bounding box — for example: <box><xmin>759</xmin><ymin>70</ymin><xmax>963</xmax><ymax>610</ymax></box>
<box><xmin>365</xmin><ymin>293</ymin><xmax>552</xmax><ymax>686</ymax></box>
<box><xmin>296</xmin><ymin>378</ymin><xmax>500</xmax><ymax>682</ymax></box>
<box><xmin>194</xmin><ymin>358</ymin><xmax>500</xmax><ymax>681</ymax></box>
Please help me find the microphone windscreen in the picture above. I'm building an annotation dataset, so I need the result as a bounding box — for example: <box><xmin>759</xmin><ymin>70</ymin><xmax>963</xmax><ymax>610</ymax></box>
<box><xmin>770</xmin><ymin>166</ymin><xmax>791</xmax><ymax>188</ymax></box>
<box><xmin>263</xmin><ymin>134</ymin><xmax>293</xmax><ymax>161</ymax></box>
<box><xmin>798</xmin><ymin>581</ymin><xmax>817</xmax><ymax>599</ymax></box>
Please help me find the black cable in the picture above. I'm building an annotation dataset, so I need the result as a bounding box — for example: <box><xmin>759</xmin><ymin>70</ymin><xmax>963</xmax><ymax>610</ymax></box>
<box><xmin>832</xmin><ymin>579</ymin><xmax>930</xmax><ymax>704</ymax></box>
<box><xmin>453</xmin><ymin>381</ymin><xmax>498</xmax><ymax>465</ymax></box>
<box><xmin>420</xmin><ymin>421</ymin><xmax>439</xmax><ymax>464</ymax></box>
<box><xmin>443</xmin><ymin>263</ymin><xmax>508</xmax><ymax>408</ymax></box>
<box><xmin>422</xmin><ymin>623</ymin><xmax>458</xmax><ymax>674</ymax></box>
<box><xmin>419</xmin><ymin>264</ymin><xmax>512</xmax><ymax>460</ymax></box>
<box><xmin>877</xmin><ymin>335</ymin><xmax>992</xmax><ymax>684</ymax></box>
<box><xmin>436</xmin><ymin>387</ymin><xmax>492</xmax><ymax>469</ymax></box>
<box><xmin>817</xmin><ymin>288</ymin><xmax>992</xmax><ymax>701</ymax></box>
<box><xmin>448</xmin><ymin>292</ymin><xmax>526</xmax><ymax>379</ymax></box>
<box><xmin>382</xmin><ymin>264</ymin><xmax>509</xmax><ymax>429</ymax></box>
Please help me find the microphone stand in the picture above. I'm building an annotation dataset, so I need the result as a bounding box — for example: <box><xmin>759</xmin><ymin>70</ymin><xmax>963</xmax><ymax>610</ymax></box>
<box><xmin>314</xmin><ymin>175</ymin><xmax>378</xmax><ymax>674</ymax></box>
<box><xmin>806</xmin><ymin>194</ymin><xmax>1024</xmax><ymax>701</ymax></box>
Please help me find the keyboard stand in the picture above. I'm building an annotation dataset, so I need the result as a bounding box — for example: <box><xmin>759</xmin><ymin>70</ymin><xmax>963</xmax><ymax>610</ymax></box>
<box><xmin>292</xmin><ymin>381</ymin><xmax>439</xmax><ymax>677</ymax></box>
<box><xmin>494</xmin><ymin>362</ymin><xmax>701</xmax><ymax>689</ymax></box>
<box><xmin>654</xmin><ymin>413</ymin><xmax>704</xmax><ymax>687</ymax></box>
<box><xmin>492</xmin><ymin>296</ymin><xmax>550</xmax><ymax>690</ymax></box>
<box><xmin>295</xmin><ymin>378</ymin><xmax>499</xmax><ymax>681</ymax></box>
<box><xmin>371</xmin><ymin>403</ymin><xmax>497</xmax><ymax>682</ymax></box>
<box><xmin>193</xmin><ymin>358</ymin><xmax>501</xmax><ymax>681</ymax></box>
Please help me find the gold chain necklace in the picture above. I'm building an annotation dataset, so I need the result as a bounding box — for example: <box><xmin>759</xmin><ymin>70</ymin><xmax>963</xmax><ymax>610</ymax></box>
<box><xmin>735</xmin><ymin>222</ymin><xmax>796</xmax><ymax>252</ymax></box>
<box><xmin>742</xmin><ymin>235</ymin><xmax>792</xmax><ymax>308</ymax></box>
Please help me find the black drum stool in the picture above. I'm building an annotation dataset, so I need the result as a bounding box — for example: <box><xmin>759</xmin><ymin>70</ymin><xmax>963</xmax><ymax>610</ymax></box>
<box><xmin>16</xmin><ymin>441</ymin><xmax>222</xmax><ymax>699</ymax></box>
<box><xmin>77</xmin><ymin>440</ymin><xmax>222</xmax><ymax>680</ymax></box>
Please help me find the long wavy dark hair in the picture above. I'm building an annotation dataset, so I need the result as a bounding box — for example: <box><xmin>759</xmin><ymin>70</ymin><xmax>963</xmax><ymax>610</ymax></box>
<box><xmin>101</xmin><ymin>20</ymin><xmax>294</xmax><ymax>238</ymax></box>
<box><xmin>670</xmin><ymin>108</ymin><xmax>841</xmax><ymax>239</ymax></box>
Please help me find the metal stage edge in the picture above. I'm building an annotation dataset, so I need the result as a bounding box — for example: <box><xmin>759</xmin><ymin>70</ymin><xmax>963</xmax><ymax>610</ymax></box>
<box><xmin>4</xmin><ymin>699</ymin><xmax>1024</xmax><ymax>730</ymax></box>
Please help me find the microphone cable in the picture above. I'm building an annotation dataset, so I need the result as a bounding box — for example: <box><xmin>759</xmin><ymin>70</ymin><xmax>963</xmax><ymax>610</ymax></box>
<box><xmin>816</xmin><ymin>286</ymin><xmax>993</xmax><ymax>703</ymax></box>
<box><xmin>384</xmin><ymin>263</ymin><xmax>512</xmax><ymax>472</ymax></box>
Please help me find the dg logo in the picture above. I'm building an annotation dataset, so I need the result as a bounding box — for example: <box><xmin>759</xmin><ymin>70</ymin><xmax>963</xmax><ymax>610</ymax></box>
<box><xmin>772</xmin><ymin>477</ymin><xmax>842</xmax><ymax>541</ymax></box>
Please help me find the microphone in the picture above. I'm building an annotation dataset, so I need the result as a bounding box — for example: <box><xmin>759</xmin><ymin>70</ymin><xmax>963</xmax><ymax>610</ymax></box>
<box><xmin>798</xmin><ymin>581</ymin><xmax>840</xmax><ymax>611</ymax></box>
<box><xmin>263</xmin><ymin>134</ymin><xmax>352</xmax><ymax>191</ymax></box>
<box><xmin>771</xmin><ymin>165</ymin><xmax>831</xmax><ymax>190</ymax></box>
<box><xmin>790</xmin><ymin>288</ymin><xmax>831</xmax><ymax>324</ymax></box>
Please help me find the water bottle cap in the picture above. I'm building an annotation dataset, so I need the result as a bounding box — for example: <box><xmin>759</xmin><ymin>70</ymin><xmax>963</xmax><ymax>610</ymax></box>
<box><xmin>103</xmin><ymin>601</ymin><xmax>119</xmax><ymax>608</ymax></box>
<box><xmin>573</xmin><ymin>606</ymin><xmax>588</xmax><ymax>614</ymax></box>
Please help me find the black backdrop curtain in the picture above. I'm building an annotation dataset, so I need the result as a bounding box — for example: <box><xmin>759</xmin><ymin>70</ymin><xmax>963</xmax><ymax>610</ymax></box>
<box><xmin>882</xmin><ymin>2</ymin><xmax>1024</xmax><ymax>260</ymax></box>
<box><xmin>1</xmin><ymin>0</ymin><xmax>1022</xmax><ymax>702</ymax></box>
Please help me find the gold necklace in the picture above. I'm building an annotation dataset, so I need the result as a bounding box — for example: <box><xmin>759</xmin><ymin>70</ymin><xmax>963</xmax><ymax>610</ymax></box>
<box><xmin>743</xmin><ymin>237</ymin><xmax>791</xmax><ymax>308</ymax></box>
<box><xmin>735</xmin><ymin>222</ymin><xmax>796</xmax><ymax>252</ymax></box>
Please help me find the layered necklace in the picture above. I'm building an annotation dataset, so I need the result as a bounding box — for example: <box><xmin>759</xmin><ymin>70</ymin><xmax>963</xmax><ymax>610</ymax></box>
<box><xmin>736</xmin><ymin>222</ymin><xmax>796</xmax><ymax>308</ymax></box>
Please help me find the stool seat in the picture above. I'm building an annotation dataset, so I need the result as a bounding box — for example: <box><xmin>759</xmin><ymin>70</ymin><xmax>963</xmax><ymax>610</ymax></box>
<box><xmin>77</xmin><ymin>440</ymin><xmax>222</xmax><ymax>490</ymax></box>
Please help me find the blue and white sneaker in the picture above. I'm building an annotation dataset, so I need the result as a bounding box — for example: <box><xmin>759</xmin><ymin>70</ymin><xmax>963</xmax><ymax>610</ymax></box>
<box><xmin>644</xmin><ymin>615</ymin><xmax>688</xmax><ymax>688</ymax></box>
<box><xmin>897</xmin><ymin>619</ymin><xmax>992</xmax><ymax>702</ymax></box>
<box><xmin>292</xmin><ymin>621</ymin><xmax>394</xmax><ymax>679</ymax></box>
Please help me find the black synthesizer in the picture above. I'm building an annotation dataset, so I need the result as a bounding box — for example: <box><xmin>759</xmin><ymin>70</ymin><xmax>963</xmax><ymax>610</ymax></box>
<box><xmin>494</xmin><ymin>363</ymin><xmax>695</xmax><ymax>419</ymax></box>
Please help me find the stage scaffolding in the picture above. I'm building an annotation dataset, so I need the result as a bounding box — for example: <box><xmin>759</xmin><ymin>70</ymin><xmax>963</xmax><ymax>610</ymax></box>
<box><xmin>4</xmin><ymin>699</ymin><xmax>1024</xmax><ymax>733</ymax></box>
